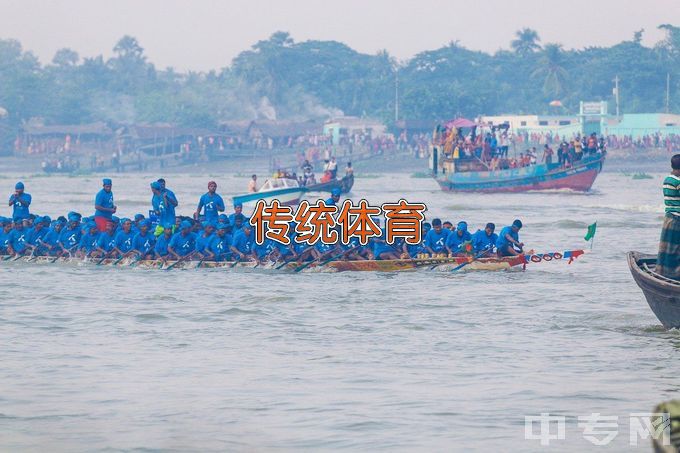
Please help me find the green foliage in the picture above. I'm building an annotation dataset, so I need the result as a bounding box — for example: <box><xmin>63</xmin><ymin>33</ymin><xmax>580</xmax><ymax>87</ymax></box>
<box><xmin>0</xmin><ymin>27</ymin><xmax>678</xmax><ymax>137</ymax></box>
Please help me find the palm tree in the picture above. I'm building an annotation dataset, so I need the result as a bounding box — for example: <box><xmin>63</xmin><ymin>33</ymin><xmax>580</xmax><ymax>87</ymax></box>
<box><xmin>511</xmin><ymin>28</ymin><xmax>541</xmax><ymax>55</ymax></box>
<box><xmin>531</xmin><ymin>43</ymin><xmax>568</xmax><ymax>98</ymax></box>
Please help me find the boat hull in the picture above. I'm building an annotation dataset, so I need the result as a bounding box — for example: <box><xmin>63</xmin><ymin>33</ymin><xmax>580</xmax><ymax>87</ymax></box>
<box><xmin>305</xmin><ymin>174</ymin><xmax>354</xmax><ymax>194</ymax></box>
<box><xmin>1</xmin><ymin>254</ymin><xmax>528</xmax><ymax>272</ymax></box>
<box><xmin>232</xmin><ymin>186</ymin><xmax>307</xmax><ymax>207</ymax></box>
<box><xmin>435</xmin><ymin>154</ymin><xmax>605</xmax><ymax>193</ymax></box>
<box><xmin>627</xmin><ymin>251</ymin><xmax>680</xmax><ymax>329</ymax></box>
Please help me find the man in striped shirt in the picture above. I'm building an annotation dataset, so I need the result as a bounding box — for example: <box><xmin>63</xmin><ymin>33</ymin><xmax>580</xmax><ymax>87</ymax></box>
<box><xmin>657</xmin><ymin>154</ymin><xmax>680</xmax><ymax>279</ymax></box>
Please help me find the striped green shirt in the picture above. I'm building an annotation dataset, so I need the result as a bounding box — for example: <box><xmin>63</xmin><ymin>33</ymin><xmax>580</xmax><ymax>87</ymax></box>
<box><xmin>663</xmin><ymin>174</ymin><xmax>680</xmax><ymax>216</ymax></box>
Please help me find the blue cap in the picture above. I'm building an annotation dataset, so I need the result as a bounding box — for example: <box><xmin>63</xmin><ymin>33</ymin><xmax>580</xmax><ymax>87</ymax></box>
<box><xmin>139</xmin><ymin>219</ymin><xmax>151</xmax><ymax>228</ymax></box>
<box><xmin>201</xmin><ymin>221</ymin><xmax>214</xmax><ymax>229</ymax></box>
<box><xmin>512</xmin><ymin>219</ymin><xmax>523</xmax><ymax>229</ymax></box>
<box><xmin>102</xmin><ymin>178</ymin><xmax>112</xmax><ymax>186</ymax></box>
<box><xmin>150</xmin><ymin>181</ymin><xmax>161</xmax><ymax>190</ymax></box>
<box><xmin>162</xmin><ymin>222</ymin><xmax>174</xmax><ymax>230</ymax></box>
<box><xmin>68</xmin><ymin>211</ymin><xmax>81</xmax><ymax>222</ymax></box>
<box><xmin>15</xmin><ymin>181</ymin><xmax>24</xmax><ymax>190</ymax></box>
<box><xmin>134</xmin><ymin>213</ymin><xmax>144</xmax><ymax>220</ymax></box>
<box><xmin>331</xmin><ymin>188</ymin><xmax>342</xmax><ymax>197</ymax></box>
<box><xmin>457</xmin><ymin>221</ymin><xmax>468</xmax><ymax>232</ymax></box>
<box><xmin>180</xmin><ymin>220</ymin><xmax>192</xmax><ymax>230</ymax></box>
<box><xmin>217</xmin><ymin>223</ymin><xmax>229</xmax><ymax>231</ymax></box>
<box><xmin>111</xmin><ymin>216</ymin><xmax>120</xmax><ymax>223</ymax></box>
<box><xmin>218</xmin><ymin>214</ymin><xmax>229</xmax><ymax>222</ymax></box>
<box><xmin>234</xmin><ymin>202</ymin><xmax>243</xmax><ymax>208</ymax></box>
<box><xmin>42</xmin><ymin>216</ymin><xmax>51</xmax><ymax>224</ymax></box>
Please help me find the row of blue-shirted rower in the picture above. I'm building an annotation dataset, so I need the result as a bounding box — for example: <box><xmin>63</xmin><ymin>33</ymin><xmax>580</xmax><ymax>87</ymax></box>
<box><xmin>3</xmin><ymin>178</ymin><xmax>524</xmax><ymax>262</ymax></box>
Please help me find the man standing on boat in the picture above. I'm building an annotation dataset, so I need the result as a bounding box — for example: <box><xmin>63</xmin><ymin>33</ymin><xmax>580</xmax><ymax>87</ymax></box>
<box><xmin>9</xmin><ymin>182</ymin><xmax>31</xmax><ymax>222</ymax></box>
<box><xmin>94</xmin><ymin>178</ymin><xmax>116</xmax><ymax>232</ymax></box>
<box><xmin>248</xmin><ymin>175</ymin><xmax>258</xmax><ymax>193</ymax></box>
<box><xmin>194</xmin><ymin>181</ymin><xmax>225</xmax><ymax>223</ymax></box>
<box><xmin>657</xmin><ymin>154</ymin><xmax>680</xmax><ymax>279</ymax></box>
<box><xmin>151</xmin><ymin>180</ymin><xmax>177</xmax><ymax>229</ymax></box>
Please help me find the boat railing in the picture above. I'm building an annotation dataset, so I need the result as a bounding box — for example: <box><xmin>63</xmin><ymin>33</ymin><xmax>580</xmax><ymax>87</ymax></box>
<box><xmin>641</xmin><ymin>262</ymin><xmax>680</xmax><ymax>285</ymax></box>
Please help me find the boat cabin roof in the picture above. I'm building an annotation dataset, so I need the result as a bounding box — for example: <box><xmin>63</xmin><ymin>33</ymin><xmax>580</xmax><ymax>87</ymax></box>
<box><xmin>260</xmin><ymin>177</ymin><xmax>300</xmax><ymax>191</ymax></box>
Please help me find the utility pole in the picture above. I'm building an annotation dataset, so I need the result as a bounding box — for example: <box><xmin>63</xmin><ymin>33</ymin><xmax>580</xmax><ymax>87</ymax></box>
<box><xmin>614</xmin><ymin>75</ymin><xmax>620</xmax><ymax>117</ymax></box>
<box><xmin>394</xmin><ymin>68</ymin><xmax>399</xmax><ymax>123</ymax></box>
<box><xmin>667</xmin><ymin>72</ymin><xmax>671</xmax><ymax>114</ymax></box>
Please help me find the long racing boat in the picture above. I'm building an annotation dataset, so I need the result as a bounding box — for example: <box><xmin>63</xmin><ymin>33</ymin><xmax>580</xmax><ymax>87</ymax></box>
<box><xmin>1</xmin><ymin>250</ymin><xmax>584</xmax><ymax>273</ymax></box>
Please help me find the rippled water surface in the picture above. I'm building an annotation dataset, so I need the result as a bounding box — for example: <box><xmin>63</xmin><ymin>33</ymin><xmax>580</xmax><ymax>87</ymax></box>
<box><xmin>1</xmin><ymin>172</ymin><xmax>678</xmax><ymax>451</ymax></box>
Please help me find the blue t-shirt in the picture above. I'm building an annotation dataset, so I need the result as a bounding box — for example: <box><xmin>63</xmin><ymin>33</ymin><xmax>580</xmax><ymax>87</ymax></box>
<box><xmin>154</xmin><ymin>234</ymin><xmax>172</xmax><ymax>256</ymax></box>
<box><xmin>41</xmin><ymin>227</ymin><xmax>61</xmax><ymax>248</ymax></box>
<box><xmin>115</xmin><ymin>230</ymin><xmax>135</xmax><ymax>253</ymax></box>
<box><xmin>9</xmin><ymin>193</ymin><xmax>31</xmax><ymax>221</ymax></box>
<box><xmin>445</xmin><ymin>229</ymin><xmax>472</xmax><ymax>253</ymax></box>
<box><xmin>424</xmin><ymin>228</ymin><xmax>450</xmax><ymax>253</ymax></box>
<box><xmin>198</xmin><ymin>193</ymin><xmax>225</xmax><ymax>222</ymax></box>
<box><xmin>59</xmin><ymin>225</ymin><xmax>82</xmax><ymax>250</ymax></box>
<box><xmin>0</xmin><ymin>228</ymin><xmax>12</xmax><ymax>252</ymax></box>
<box><xmin>254</xmin><ymin>239</ymin><xmax>275</xmax><ymax>259</ymax></box>
<box><xmin>26</xmin><ymin>226</ymin><xmax>48</xmax><ymax>245</ymax></box>
<box><xmin>97</xmin><ymin>232</ymin><xmax>117</xmax><ymax>252</ymax></box>
<box><xmin>94</xmin><ymin>189</ymin><xmax>114</xmax><ymax>219</ymax></box>
<box><xmin>195</xmin><ymin>232</ymin><xmax>214</xmax><ymax>253</ymax></box>
<box><xmin>9</xmin><ymin>228</ymin><xmax>28</xmax><ymax>253</ymax></box>
<box><xmin>152</xmin><ymin>190</ymin><xmax>178</xmax><ymax>226</ymax></box>
<box><xmin>209</xmin><ymin>234</ymin><xmax>232</xmax><ymax>259</ymax></box>
<box><xmin>496</xmin><ymin>226</ymin><xmax>519</xmax><ymax>251</ymax></box>
<box><xmin>231</xmin><ymin>229</ymin><xmax>253</xmax><ymax>254</ymax></box>
<box><xmin>79</xmin><ymin>231</ymin><xmax>100</xmax><ymax>252</ymax></box>
<box><xmin>169</xmin><ymin>231</ymin><xmax>197</xmax><ymax>256</ymax></box>
<box><xmin>372</xmin><ymin>230</ymin><xmax>394</xmax><ymax>257</ymax></box>
<box><xmin>132</xmin><ymin>232</ymin><xmax>155</xmax><ymax>254</ymax></box>
<box><xmin>472</xmin><ymin>230</ymin><xmax>498</xmax><ymax>252</ymax></box>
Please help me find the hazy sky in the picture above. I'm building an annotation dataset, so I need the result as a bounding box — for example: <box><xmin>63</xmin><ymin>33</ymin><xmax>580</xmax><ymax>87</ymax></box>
<box><xmin>1</xmin><ymin>0</ymin><xmax>678</xmax><ymax>71</ymax></box>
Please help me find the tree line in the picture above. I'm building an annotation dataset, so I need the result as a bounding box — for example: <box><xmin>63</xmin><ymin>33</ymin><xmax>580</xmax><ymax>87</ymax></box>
<box><xmin>0</xmin><ymin>26</ymin><xmax>678</xmax><ymax>139</ymax></box>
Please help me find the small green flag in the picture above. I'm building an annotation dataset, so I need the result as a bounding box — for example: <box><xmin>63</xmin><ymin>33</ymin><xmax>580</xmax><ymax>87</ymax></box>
<box><xmin>584</xmin><ymin>222</ymin><xmax>597</xmax><ymax>241</ymax></box>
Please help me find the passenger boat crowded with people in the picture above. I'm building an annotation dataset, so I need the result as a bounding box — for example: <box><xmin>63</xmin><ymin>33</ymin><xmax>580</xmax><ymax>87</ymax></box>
<box><xmin>430</xmin><ymin>119</ymin><xmax>606</xmax><ymax>193</ymax></box>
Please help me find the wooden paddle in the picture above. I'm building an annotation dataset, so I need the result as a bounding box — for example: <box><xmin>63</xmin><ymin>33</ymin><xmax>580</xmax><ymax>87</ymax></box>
<box><xmin>164</xmin><ymin>252</ymin><xmax>195</xmax><ymax>271</ymax></box>
<box><xmin>113</xmin><ymin>252</ymin><xmax>134</xmax><ymax>266</ymax></box>
<box><xmin>449</xmin><ymin>248</ymin><xmax>492</xmax><ymax>273</ymax></box>
<box><xmin>293</xmin><ymin>246</ymin><xmax>346</xmax><ymax>273</ymax></box>
<box><xmin>95</xmin><ymin>251</ymin><xmax>112</xmax><ymax>265</ymax></box>
<box><xmin>275</xmin><ymin>253</ymin><xmax>301</xmax><ymax>270</ymax></box>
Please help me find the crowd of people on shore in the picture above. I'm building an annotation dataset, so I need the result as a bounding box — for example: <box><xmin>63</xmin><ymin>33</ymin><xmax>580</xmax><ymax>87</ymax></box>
<box><xmin>2</xmin><ymin>179</ymin><xmax>526</xmax><ymax>264</ymax></box>
<box><xmin>513</xmin><ymin>131</ymin><xmax>679</xmax><ymax>152</ymax></box>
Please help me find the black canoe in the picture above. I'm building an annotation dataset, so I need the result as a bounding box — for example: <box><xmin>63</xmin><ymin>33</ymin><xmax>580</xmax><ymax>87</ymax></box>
<box><xmin>627</xmin><ymin>251</ymin><xmax>680</xmax><ymax>329</ymax></box>
<box><xmin>304</xmin><ymin>174</ymin><xmax>354</xmax><ymax>194</ymax></box>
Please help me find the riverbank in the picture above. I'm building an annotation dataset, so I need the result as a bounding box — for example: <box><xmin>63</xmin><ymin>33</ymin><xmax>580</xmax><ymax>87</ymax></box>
<box><xmin>0</xmin><ymin>146</ymin><xmax>674</xmax><ymax>179</ymax></box>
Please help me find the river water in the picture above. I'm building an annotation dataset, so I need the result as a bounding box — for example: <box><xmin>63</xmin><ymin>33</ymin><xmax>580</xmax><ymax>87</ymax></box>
<box><xmin>0</xmin><ymin>171</ymin><xmax>677</xmax><ymax>451</ymax></box>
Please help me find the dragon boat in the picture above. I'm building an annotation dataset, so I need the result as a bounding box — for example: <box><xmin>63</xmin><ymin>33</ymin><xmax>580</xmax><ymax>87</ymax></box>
<box><xmin>1</xmin><ymin>250</ymin><xmax>584</xmax><ymax>273</ymax></box>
